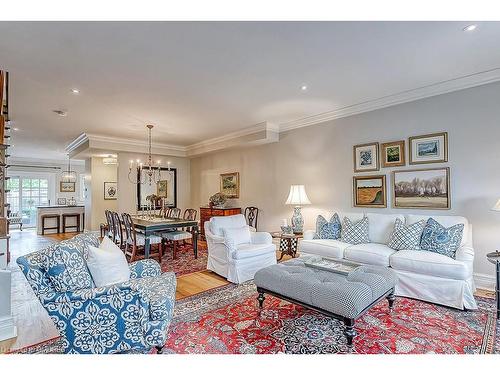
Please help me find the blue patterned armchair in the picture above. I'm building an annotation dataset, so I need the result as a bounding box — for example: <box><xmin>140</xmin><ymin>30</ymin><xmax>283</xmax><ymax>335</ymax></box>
<box><xmin>17</xmin><ymin>232</ymin><xmax>176</xmax><ymax>354</ymax></box>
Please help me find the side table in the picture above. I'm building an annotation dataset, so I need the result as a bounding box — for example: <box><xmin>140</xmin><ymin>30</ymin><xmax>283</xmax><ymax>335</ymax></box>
<box><xmin>486</xmin><ymin>251</ymin><xmax>500</xmax><ymax>318</ymax></box>
<box><xmin>270</xmin><ymin>232</ymin><xmax>302</xmax><ymax>261</ymax></box>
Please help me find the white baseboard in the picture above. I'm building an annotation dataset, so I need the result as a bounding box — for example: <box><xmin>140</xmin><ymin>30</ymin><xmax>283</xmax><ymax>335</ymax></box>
<box><xmin>0</xmin><ymin>316</ymin><xmax>16</xmax><ymax>341</ymax></box>
<box><xmin>474</xmin><ymin>273</ymin><xmax>496</xmax><ymax>291</ymax></box>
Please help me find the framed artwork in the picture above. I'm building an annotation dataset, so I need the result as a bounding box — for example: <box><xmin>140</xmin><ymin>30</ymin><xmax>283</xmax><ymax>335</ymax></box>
<box><xmin>353</xmin><ymin>142</ymin><xmax>379</xmax><ymax>172</ymax></box>
<box><xmin>57</xmin><ymin>198</ymin><xmax>67</xmax><ymax>205</ymax></box>
<box><xmin>392</xmin><ymin>167</ymin><xmax>450</xmax><ymax>209</ymax></box>
<box><xmin>60</xmin><ymin>181</ymin><xmax>75</xmax><ymax>193</ymax></box>
<box><xmin>137</xmin><ymin>167</ymin><xmax>177</xmax><ymax>210</ymax></box>
<box><xmin>104</xmin><ymin>182</ymin><xmax>117</xmax><ymax>200</ymax></box>
<box><xmin>353</xmin><ymin>175</ymin><xmax>387</xmax><ymax>208</ymax></box>
<box><xmin>220</xmin><ymin>172</ymin><xmax>240</xmax><ymax>198</ymax></box>
<box><xmin>157</xmin><ymin>180</ymin><xmax>168</xmax><ymax>198</ymax></box>
<box><xmin>381</xmin><ymin>140</ymin><xmax>405</xmax><ymax>168</ymax></box>
<box><xmin>409</xmin><ymin>132</ymin><xmax>448</xmax><ymax>165</ymax></box>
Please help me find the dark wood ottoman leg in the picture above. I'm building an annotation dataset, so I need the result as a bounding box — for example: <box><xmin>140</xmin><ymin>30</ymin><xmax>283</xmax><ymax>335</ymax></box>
<box><xmin>257</xmin><ymin>291</ymin><xmax>266</xmax><ymax>308</ymax></box>
<box><xmin>343</xmin><ymin>317</ymin><xmax>356</xmax><ymax>346</ymax></box>
<box><xmin>387</xmin><ymin>289</ymin><xmax>395</xmax><ymax>310</ymax></box>
<box><xmin>155</xmin><ymin>345</ymin><xmax>164</xmax><ymax>354</ymax></box>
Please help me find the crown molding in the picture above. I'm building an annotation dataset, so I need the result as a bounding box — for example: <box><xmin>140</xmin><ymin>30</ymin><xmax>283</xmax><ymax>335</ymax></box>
<box><xmin>279</xmin><ymin>68</ymin><xmax>500</xmax><ymax>132</ymax></box>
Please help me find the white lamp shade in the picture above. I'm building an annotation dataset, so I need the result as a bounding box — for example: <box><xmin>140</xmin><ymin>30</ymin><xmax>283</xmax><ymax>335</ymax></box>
<box><xmin>493</xmin><ymin>199</ymin><xmax>500</xmax><ymax>211</ymax></box>
<box><xmin>285</xmin><ymin>185</ymin><xmax>311</xmax><ymax>205</ymax></box>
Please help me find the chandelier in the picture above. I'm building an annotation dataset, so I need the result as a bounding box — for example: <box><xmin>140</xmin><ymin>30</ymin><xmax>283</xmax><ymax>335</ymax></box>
<box><xmin>61</xmin><ymin>154</ymin><xmax>77</xmax><ymax>183</ymax></box>
<box><xmin>128</xmin><ymin>124</ymin><xmax>162</xmax><ymax>185</ymax></box>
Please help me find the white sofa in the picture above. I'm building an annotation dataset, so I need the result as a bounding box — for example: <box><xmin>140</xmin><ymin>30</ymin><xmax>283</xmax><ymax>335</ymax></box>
<box><xmin>205</xmin><ymin>214</ymin><xmax>277</xmax><ymax>284</ymax></box>
<box><xmin>301</xmin><ymin>212</ymin><xmax>476</xmax><ymax>310</ymax></box>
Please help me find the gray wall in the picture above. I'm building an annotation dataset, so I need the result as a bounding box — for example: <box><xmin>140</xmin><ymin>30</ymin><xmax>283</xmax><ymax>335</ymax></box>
<box><xmin>190</xmin><ymin>81</ymin><xmax>500</xmax><ymax>282</ymax></box>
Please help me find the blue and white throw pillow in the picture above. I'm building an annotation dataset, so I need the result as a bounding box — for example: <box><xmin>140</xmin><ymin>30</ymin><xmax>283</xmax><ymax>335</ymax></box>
<box><xmin>387</xmin><ymin>218</ymin><xmax>426</xmax><ymax>250</ymax></box>
<box><xmin>419</xmin><ymin>218</ymin><xmax>464</xmax><ymax>258</ymax></box>
<box><xmin>340</xmin><ymin>216</ymin><xmax>369</xmax><ymax>245</ymax></box>
<box><xmin>314</xmin><ymin>213</ymin><xmax>341</xmax><ymax>240</ymax></box>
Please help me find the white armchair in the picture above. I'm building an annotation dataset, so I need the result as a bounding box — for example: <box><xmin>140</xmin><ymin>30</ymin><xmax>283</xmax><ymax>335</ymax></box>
<box><xmin>205</xmin><ymin>214</ymin><xmax>277</xmax><ymax>283</ymax></box>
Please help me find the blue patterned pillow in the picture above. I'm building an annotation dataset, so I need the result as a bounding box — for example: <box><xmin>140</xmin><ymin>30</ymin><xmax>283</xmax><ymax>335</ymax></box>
<box><xmin>419</xmin><ymin>218</ymin><xmax>464</xmax><ymax>258</ymax></box>
<box><xmin>340</xmin><ymin>216</ymin><xmax>369</xmax><ymax>245</ymax></box>
<box><xmin>314</xmin><ymin>213</ymin><xmax>341</xmax><ymax>240</ymax></box>
<box><xmin>387</xmin><ymin>219</ymin><xmax>426</xmax><ymax>250</ymax></box>
<box><xmin>44</xmin><ymin>238</ymin><xmax>95</xmax><ymax>292</ymax></box>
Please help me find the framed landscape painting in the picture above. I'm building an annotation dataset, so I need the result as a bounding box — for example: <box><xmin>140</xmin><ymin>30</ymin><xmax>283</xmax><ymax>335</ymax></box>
<box><xmin>60</xmin><ymin>181</ymin><xmax>75</xmax><ymax>193</ymax></box>
<box><xmin>392</xmin><ymin>167</ymin><xmax>450</xmax><ymax>209</ymax></box>
<box><xmin>409</xmin><ymin>132</ymin><xmax>448</xmax><ymax>165</ymax></box>
<box><xmin>353</xmin><ymin>175</ymin><xmax>387</xmax><ymax>208</ymax></box>
<box><xmin>220</xmin><ymin>172</ymin><xmax>240</xmax><ymax>198</ymax></box>
<box><xmin>381</xmin><ymin>140</ymin><xmax>405</xmax><ymax>168</ymax></box>
<box><xmin>353</xmin><ymin>142</ymin><xmax>379</xmax><ymax>172</ymax></box>
<box><xmin>157</xmin><ymin>180</ymin><xmax>168</xmax><ymax>198</ymax></box>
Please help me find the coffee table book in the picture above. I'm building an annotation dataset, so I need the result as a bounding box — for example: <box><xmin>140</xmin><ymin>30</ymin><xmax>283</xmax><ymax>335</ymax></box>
<box><xmin>304</xmin><ymin>257</ymin><xmax>361</xmax><ymax>276</ymax></box>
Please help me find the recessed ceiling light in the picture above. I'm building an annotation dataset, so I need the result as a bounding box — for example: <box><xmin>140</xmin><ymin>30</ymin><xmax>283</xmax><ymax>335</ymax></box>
<box><xmin>463</xmin><ymin>24</ymin><xmax>477</xmax><ymax>32</ymax></box>
<box><xmin>12</xmin><ymin>127</ymin><xmax>19</xmax><ymax>131</ymax></box>
<box><xmin>71</xmin><ymin>88</ymin><xmax>80</xmax><ymax>94</ymax></box>
<box><xmin>53</xmin><ymin>110</ymin><xmax>68</xmax><ymax>117</ymax></box>
<box><xmin>301</xmin><ymin>85</ymin><xmax>308</xmax><ymax>91</ymax></box>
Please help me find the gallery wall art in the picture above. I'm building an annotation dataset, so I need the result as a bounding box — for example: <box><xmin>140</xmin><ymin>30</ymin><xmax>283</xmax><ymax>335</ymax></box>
<box><xmin>381</xmin><ymin>140</ymin><xmax>405</xmax><ymax>168</ymax></box>
<box><xmin>353</xmin><ymin>142</ymin><xmax>379</xmax><ymax>172</ymax></box>
<box><xmin>409</xmin><ymin>132</ymin><xmax>448</xmax><ymax>165</ymax></box>
<box><xmin>220</xmin><ymin>172</ymin><xmax>240</xmax><ymax>198</ymax></box>
<box><xmin>353</xmin><ymin>175</ymin><xmax>387</xmax><ymax>208</ymax></box>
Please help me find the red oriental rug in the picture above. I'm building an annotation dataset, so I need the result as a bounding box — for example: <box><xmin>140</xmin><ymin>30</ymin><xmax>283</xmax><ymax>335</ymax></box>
<box><xmin>160</xmin><ymin>241</ymin><xmax>208</xmax><ymax>276</ymax></box>
<box><xmin>163</xmin><ymin>282</ymin><xmax>497</xmax><ymax>354</ymax></box>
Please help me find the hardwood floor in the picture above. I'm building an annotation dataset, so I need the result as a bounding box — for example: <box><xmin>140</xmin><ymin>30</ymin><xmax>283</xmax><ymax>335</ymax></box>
<box><xmin>5</xmin><ymin>229</ymin><xmax>230</xmax><ymax>352</ymax></box>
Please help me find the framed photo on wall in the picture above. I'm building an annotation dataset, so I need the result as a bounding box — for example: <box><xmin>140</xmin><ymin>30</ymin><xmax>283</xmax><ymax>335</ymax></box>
<box><xmin>220</xmin><ymin>172</ymin><xmax>240</xmax><ymax>198</ymax></box>
<box><xmin>57</xmin><ymin>198</ymin><xmax>67</xmax><ymax>205</ymax></box>
<box><xmin>353</xmin><ymin>175</ymin><xmax>387</xmax><ymax>208</ymax></box>
<box><xmin>381</xmin><ymin>140</ymin><xmax>405</xmax><ymax>168</ymax></box>
<box><xmin>104</xmin><ymin>182</ymin><xmax>117</xmax><ymax>200</ymax></box>
<box><xmin>392</xmin><ymin>167</ymin><xmax>450</xmax><ymax>209</ymax></box>
<box><xmin>60</xmin><ymin>181</ymin><xmax>75</xmax><ymax>193</ymax></box>
<box><xmin>353</xmin><ymin>142</ymin><xmax>379</xmax><ymax>172</ymax></box>
<box><xmin>409</xmin><ymin>132</ymin><xmax>448</xmax><ymax>165</ymax></box>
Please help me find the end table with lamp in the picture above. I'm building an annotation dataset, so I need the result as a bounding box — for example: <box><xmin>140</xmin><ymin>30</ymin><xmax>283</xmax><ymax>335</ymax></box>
<box><xmin>271</xmin><ymin>232</ymin><xmax>303</xmax><ymax>260</ymax></box>
<box><xmin>488</xmin><ymin>198</ymin><xmax>500</xmax><ymax>317</ymax></box>
<box><xmin>285</xmin><ymin>184</ymin><xmax>311</xmax><ymax>234</ymax></box>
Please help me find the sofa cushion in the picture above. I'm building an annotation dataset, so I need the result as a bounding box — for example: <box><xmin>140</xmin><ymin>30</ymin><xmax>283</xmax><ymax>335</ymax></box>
<box><xmin>340</xmin><ymin>216</ymin><xmax>369</xmax><ymax>245</ymax></box>
<box><xmin>44</xmin><ymin>238</ymin><xmax>94</xmax><ymax>292</ymax></box>
<box><xmin>366</xmin><ymin>213</ymin><xmax>405</xmax><ymax>244</ymax></box>
<box><xmin>419</xmin><ymin>218</ymin><xmax>464</xmax><ymax>259</ymax></box>
<box><xmin>300</xmin><ymin>239</ymin><xmax>352</xmax><ymax>259</ymax></box>
<box><xmin>232</xmin><ymin>243</ymin><xmax>275</xmax><ymax>260</ymax></box>
<box><xmin>344</xmin><ymin>243</ymin><xmax>396</xmax><ymax>266</ymax></box>
<box><xmin>406</xmin><ymin>214</ymin><xmax>469</xmax><ymax>247</ymax></box>
<box><xmin>210</xmin><ymin>214</ymin><xmax>247</xmax><ymax>236</ymax></box>
<box><xmin>390</xmin><ymin>250</ymin><xmax>470</xmax><ymax>280</ymax></box>
<box><xmin>314</xmin><ymin>213</ymin><xmax>341</xmax><ymax>240</ymax></box>
<box><xmin>387</xmin><ymin>218</ymin><xmax>426</xmax><ymax>250</ymax></box>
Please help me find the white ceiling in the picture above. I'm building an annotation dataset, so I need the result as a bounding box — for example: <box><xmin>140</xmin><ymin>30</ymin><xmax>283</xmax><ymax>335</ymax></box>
<box><xmin>1</xmin><ymin>21</ymin><xmax>500</xmax><ymax>160</ymax></box>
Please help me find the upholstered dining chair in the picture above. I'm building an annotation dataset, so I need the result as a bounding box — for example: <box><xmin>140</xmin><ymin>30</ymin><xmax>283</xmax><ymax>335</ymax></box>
<box><xmin>17</xmin><ymin>232</ymin><xmax>176</xmax><ymax>354</ymax></box>
<box><xmin>111</xmin><ymin>211</ymin><xmax>125</xmax><ymax>249</ymax></box>
<box><xmin>159</xmin><ymin>208</ymin><xmax>197</xmax><ymax>259</ymax></box>
<box><xmin>122</xmin><ymin>213</ymin><xmax>163</xmax><ymax>264</ymax></box>
<box><xmin>244</xmin><ymin>206</ymin><xmax>259</xmax><ymax>230</ymax></box>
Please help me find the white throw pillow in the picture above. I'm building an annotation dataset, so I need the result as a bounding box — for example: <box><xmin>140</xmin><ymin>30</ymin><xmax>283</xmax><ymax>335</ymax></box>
<box><xmin>86</xmin><ymin>236</ymin><xmax>131</xmax><ymax>287</ymax></box>
<box><xmin>222</xmin><ymin>226</ymin><xmax>252</xmax><ymax>249</ymax></box>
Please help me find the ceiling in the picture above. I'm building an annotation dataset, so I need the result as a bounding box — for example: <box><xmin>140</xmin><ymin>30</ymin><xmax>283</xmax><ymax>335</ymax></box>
<box><xmin>1</xmin><ymin>21</ymin><xmax>500</xmax><ymax>160</ymax></box>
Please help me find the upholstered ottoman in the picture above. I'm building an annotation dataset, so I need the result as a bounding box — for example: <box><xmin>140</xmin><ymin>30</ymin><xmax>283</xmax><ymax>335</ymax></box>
<box><xmin>254</xmin><ymin>257</ymin><xmax>397</xmax><ymax>346</ymax></box>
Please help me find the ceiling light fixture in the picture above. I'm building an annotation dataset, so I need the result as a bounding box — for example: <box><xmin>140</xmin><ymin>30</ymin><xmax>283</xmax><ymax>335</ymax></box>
<box><xmin>128</xmin><ymin>124</ymin><xmax>162</xmax><ymax>185</ymax></box>
<box><xmin>61</xmin><ymin>154</ymin><xmax>77</xmax><ymax>183</ymax></box>
<box><xmin>53</xmin><ymin>110</ymin><xmax>68</xmax><ymax>117</ymax></box>
<box><xmin>463</xmin><ymin>24</ymin><xmax>477</xmax><ymax>32</ymax></box>
<box><xmin>71</xmin><ymin>88</ymin><xmax>80</xmax><ymax>94</ymax></box>
<box><xmin>301</xmin><ymin>85</ymin><xmax>308</xmax><ymax>91</ymax></box>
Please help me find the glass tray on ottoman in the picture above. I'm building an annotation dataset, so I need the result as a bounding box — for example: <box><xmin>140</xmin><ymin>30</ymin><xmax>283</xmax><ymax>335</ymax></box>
<box><xmin>304</xmin><ymin>256</ymin><xmax>361</xmax><ymax>276</ymax></box>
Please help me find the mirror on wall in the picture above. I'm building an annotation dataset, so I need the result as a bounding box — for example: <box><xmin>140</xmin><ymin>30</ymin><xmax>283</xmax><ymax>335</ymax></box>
<box><xmin>136</xmin><ymin>167</ymin><xmax>177</xmax><ymax>210</ymax></box>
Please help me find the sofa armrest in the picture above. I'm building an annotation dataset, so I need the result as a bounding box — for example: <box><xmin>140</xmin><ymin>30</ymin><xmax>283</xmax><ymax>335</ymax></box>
<box><xmin>303</xmin><ymin>230</ymin><xmax>316</xmax><ymax>240</ymax></box>
<box><xmin>251</xmin><ymin>231</ymin><xmax>272</xmax><ymax>245</ymax></box>
<box><xmin>42</xmin><ymin>281</ymin><xmax>136</xmax><ymax>304</ymax></box>
<box><xmin>129</xmin><ymin>259</ymin><xmax>161</xmax><ymax>279</ymax></box>
<box><xmin>455</xmin><ymin>246</ymin><xmax>474</xmax><ymax>264</ymax></box>
<box><xmin>205</xmin><ymin>231</ymin><xmax>226</xmax><ymax>244</ymax></box>
<box><xmin>248</xmin><ymin>226</ymin><xmax>257</xmax><ymax>232</ymax></box>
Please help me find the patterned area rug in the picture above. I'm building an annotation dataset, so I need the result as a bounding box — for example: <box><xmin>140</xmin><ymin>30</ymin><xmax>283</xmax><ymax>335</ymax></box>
<box><xmin>160</xmin><ymin>241</ymin><xmax>208</xmax><ymax>276</ymax></box>
<box><xmin>11</xmin><ymin>282</ymin><xmax>497</xmax><ymax>354</ymax></box>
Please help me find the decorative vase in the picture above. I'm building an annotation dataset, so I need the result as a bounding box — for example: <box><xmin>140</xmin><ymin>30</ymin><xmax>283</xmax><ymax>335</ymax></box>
<box><xmin>291</xmin><ymin>206</ymin><xmax>304</xmax><ymax>234</ymax></box>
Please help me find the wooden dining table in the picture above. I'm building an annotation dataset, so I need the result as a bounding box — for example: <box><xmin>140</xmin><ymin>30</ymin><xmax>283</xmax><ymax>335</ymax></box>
<box><xmin>131</xmin><ymin>216</ymin><xmax>199</xmax><ymax>259</ymax></box>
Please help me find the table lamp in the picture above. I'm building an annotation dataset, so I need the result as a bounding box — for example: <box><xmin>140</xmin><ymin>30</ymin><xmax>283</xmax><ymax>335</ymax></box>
<box><xmin>285</xmin><ymin>185</ymin><xmax>311</xmax><ymax>234</ymax></box>
<box><xmin>493</xmin><ymin>199</ymin><xmax>500</xmax><ymax>212</ymax></box>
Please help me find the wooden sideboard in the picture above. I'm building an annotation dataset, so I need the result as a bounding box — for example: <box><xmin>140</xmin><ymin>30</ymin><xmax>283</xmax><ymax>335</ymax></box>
<box><xmin>200</xmin><ymin>207</ymin><xmax>241</xmax><ymax>239</ymax></box>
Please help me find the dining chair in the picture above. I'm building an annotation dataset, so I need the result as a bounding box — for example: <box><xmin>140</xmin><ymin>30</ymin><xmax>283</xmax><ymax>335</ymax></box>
<box><xmin>169</xmin><ymin>207</ymin><xmax>181</xmax><ymax>219</ymax></box>
<box><xmin>160</xmin><ymin>207</ymin><xmax>172</xmax><ymax>218</ymax></box>
<box><xmin>244</xmin><ymin>206</ymin><xmax>259</xmax><ymax>230</ymax></box>
<box><xmin>111</xmin><ymin>211</ymin><xmax>125</xmax><ymax>249</ymax></box>
<box><xmin>122</xmin><ymin>213</ymin><xmax>163</xmax><ymax>264</ymax></box>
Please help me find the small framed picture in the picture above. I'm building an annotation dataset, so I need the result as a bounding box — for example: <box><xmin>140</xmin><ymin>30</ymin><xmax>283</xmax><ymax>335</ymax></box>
<box><xmin>409</xmin><ymin>132</ymin><xmax>448</xmax><ymax>165</ymax></box>
<box><xmin>353</xmin><ymin>142</ymin><xmax>379</xmax><ymax>172</ymax></box>
<box><xmin>381</xmin><ymin>140</ymin><xmax>405</xmax><ymax>168</ymax></box>
<box><xmin>220</xmin><ymin>172</ymin><xmax>240</xmax><ymax>198</ymax></box>
<box><xmin>57</xmin><ymin>198</ymin><xmax>67</xmax><ymax>205</ymax></box>
<box><xmin>157</xmin><ymin>180</ymin><xmax>168</xmax><ymax>198</ymax></box>
<box><xmin>60</xmin><ymin>181</ymin><xmax>75</xmax><ymax>193</ymax></box>
<box><xmin>353</xmin><ymin>175</ymin><xmax>387</xmax><ymax>208</ymax></box>
<box><xmin>392</xmin><ymin>167</ymin><xmax>450</xmax><ymax>209</ymax></box>
<box><xmin>104</xmin><ymin>182</ymin><xmax>117</xmax><ymax>200</ymax></box>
